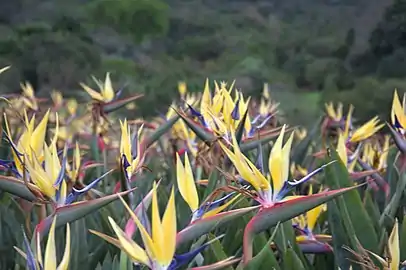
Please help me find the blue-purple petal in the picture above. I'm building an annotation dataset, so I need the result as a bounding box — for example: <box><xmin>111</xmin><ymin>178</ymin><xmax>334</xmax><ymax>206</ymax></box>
<box><xmin>168</xmin><ymin>235</ymin><xmax>224</xmax><ymax>270</ymax></box>
<box><xmin>286</xmin><ymin>160</ymin><xmax>336</xmax><ymax>187</ymax></box>
<box><xmin>255</xmin><ymin>142</ymin><xmax>264</xmax><ymax>174</ymax></box>
<box><xmin>231</xmin><ymin>100</ymin><xmax>240</xmax><ymax>120</ymax></box>
<box><xmin>22</xmin><ymin>227</ymin><xmax>38</xmax><ymax>270</ymax></box>
<box><xmin>186</xmin><ymin>104</ymin><xmax>202</xmax><ymax>118</ymax></box>
<box><xmin>121</xmin><ymin>154</ymin><xmax>131</xmax><ymax>178</ymax></box>
<box><xmin>193</xmin><ymin>192</ymin><xmax>236</xmax><ymax>220</ymax></box>
<box><xmin>72</xmin><ymin>169</ymin><xmax>113</xmax><ymax>195</ymax></box>
<box><xmin>53</xmin><ymin>154</ymin><xmax>68</xmax><ymax>188</ymax></box>
<box><xmin>251</xmin><ymin>115</ymin><xmax>261</xmax><ymax>125</ymax></box>
<box><xmin>256</xmin><ymin>115</ymin><xmax>272</xmax><ymax>130</ymax></box>
<box><xmin>65</xmin><ymin>169</ymin><xmax>113</xmax><ymax>204</ymax></box>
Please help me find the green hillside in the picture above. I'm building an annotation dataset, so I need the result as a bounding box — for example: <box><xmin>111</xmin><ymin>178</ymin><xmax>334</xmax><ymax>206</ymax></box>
<box><xmin>0</xmin><ymin>0</ymin><xmax>403</xmax><ymax>125</ymax></box>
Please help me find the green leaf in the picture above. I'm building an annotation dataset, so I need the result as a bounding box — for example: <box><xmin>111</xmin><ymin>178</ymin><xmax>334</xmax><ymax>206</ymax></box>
<box><xmin>400</xmin><ymin>218</ymin><xmax>406</xmax><ymax>261</ymax></box>
<box><xmin>206</xmin><ymin>234</ymin><xmax>233</xmax><ymax>270</ymax></box>
<box><xmin>327</xmin><ymin>200</ymin><xmax>352</xmax><ymax>270</ymax></box>
<box><xmin>244</xmin><ymin>222</ymin><xmax>281</xmax><ymax>270</ymax></box>
<box><xmin>274</xmin><ymin>220</ymin><xmax>310</xmax><ymax>268</ymax></box>
<box><xmin>119</xmin><ymin>250</ymin><xmax>131</xmax><ymax>270</ymax></box>
<box><xmin>143</xmin><ymin>114</ymin><xmax>180</xmax><ymax>149</ymax></box>
<box><xmin>292</xmin><ymin>116</ymin><xmax>322</xmax><ymax>164</ymax></box>
<box><xmin>282</xmin><ymin>247</ymin><xmax>305</xmax><ymax>270</ymax></box>
<box><xmin>203</xmin><ymin>169</ymin><xmax>219</xmax><ymax>200</ymax></box>
<box><xmin>71</xmin><ymin>217</ymin><xmax>90</xmax><ymax>270</ymax></box>
<box><xmin>324</xmin><ymin>150</ymin><xmax>379</xmax><ymax>253</ymax></box>
<box><xmin>380</xmin><ymin>173</ymin><xmax>406</xmax><ymax>228</ymax></box>
<box><xmin>364</xmin><ymin>191</ymin><xmax>381</xmax><ymax>234</ymax></box>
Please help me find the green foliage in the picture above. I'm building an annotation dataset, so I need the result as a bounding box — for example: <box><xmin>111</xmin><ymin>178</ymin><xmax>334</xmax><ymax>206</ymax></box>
<box><xmin>1</xmin><ymin>0</ymin><xmax>406</xmax><ymax>130</ymax></box>
<box><xmin>0</xmin><ymin>18</ymin><xmax>101</xmax><ymax>93</ymax></box>
<box><xmin>87</xmin><ymin>0</ymin><xmax>169</xmax><ymax>43</ymax></box>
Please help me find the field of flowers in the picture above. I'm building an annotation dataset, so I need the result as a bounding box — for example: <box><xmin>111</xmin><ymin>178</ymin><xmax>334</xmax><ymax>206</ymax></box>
<box><xmin>0</xmin><ymin>65</ymin><xmax>405</xmax><ymax>270</ymax></box>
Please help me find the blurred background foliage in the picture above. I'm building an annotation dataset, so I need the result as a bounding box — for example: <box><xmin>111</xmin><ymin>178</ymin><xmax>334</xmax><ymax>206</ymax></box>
<box><xmin>0</xmin><ymin>0</ymin><xmax>405</xmax><ymax>126</ymax></box>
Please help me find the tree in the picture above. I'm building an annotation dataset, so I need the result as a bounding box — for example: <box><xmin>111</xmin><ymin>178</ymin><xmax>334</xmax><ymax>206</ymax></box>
<box><xmin>352</xmin><ymin>0</ymin><xmax>406</xmax><ymax>77</ymax></box>
<box><xmin>87</xmin><ymin>0</ymin><xmax>169</xmax><ymax>43</ymax></box>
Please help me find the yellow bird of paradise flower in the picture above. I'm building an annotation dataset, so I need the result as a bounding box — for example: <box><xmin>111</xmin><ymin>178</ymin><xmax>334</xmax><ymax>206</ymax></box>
<box><xmin>20</xmin><ymin>82</ymin><xmax>39</xmax><ymax>111</ymax></box>
<box><xmin>80</xmin><ymin>72</ymin><xmax>115</xmax><ymax>103</ymax></box>
<box><xmin>293</xmin><ymin>185</ymin><xmax>330</xmax><ymax>242</ymax></box>
<box><xmin>176</xmin><ymin>152</ymin><xmax>240</xmax><ymax>222</ymax></box>
<box><xmin>361</xmin><ymin>135</ymin><xmax>390</xmax><ymax>171</ymax></box>
<box><xmin>325</xmin><ymin>102</ymin><xmax>343</xmax><ymax>122</ymax></box>
<box><xmin>343</xmin><ymin>105</ymin><xmax>384</xmax><ymax>144</ymax></box>
<box><xmin>166</xmin><ymin>105</ymin><xmax>197</xmax><ymax>154</ymax></box>
<box><xmin>178</xmin><ymin>81</ymin><xmax>187</xmax><ymax>98</ymax></box>
<box><xmin>4</xmin><ymin>109</ymin><xmax>50</xmax><ymax>176</ymax></box>
<box><xmin>15</xmin><ymin>217</ymin><xmax>71</xmax><ymax>270</ymax></box>
<box><xmin>199</xmin><ymin>79</ymin><xmax>252</xmax><ymax>139</ymax></box>
<box><xmin>367</xmin><ymin>219</ymin><xmax>400</xmax><ymax>270</ymax></box>
<box><xmin>119</xmin><ymin>119</ymin><xmax>144</xmax><ymax>180</ymax></box>
<box><xmin>66</xmin><ymin>142</ymin><xmax>81</xmax><ymax>183</ymax></box>
<box><xmin>23</xmin><ymin>116</ymin><xmax>69</xmax><ymax>206</ymax></box>
<box><xmin>391</xmin><ymin>89</ymin><xmax>406</xmax><ymax>133</ymax></box>
<box><xmin>91</xmin><ymin>182</ymin><xmax>177</xmax><ymax>269</ymax></box>
<box><xmin>220</xmin><ymin>125</ymin><xmax>334</xmax><ymax>207</ymax></box>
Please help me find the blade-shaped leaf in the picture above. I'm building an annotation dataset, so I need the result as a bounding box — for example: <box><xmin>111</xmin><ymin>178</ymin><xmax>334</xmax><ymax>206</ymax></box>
<box><xmin>242</xmin><ymin>186</ymin><xmax>358</xmax><ymax>264</ymax></box>
<box><xmin>243</xmin><ymin>222</ymin><xmax>281</xmax><ymax>270</ymax></box>
<box><xmin>206</xmin><ymin>234</ymin><xmax>233</xmax><ymax>270</ymax></box>
<box><xmin>400</xmin><ymin>219</ymin><xmax>406</xmax><ymax>261</ymax></box>
<box><xmin>176</xmin><ymin>206</ymin><xmax>258</xmax><ymax>247</ymax></box>
<box><xmin>143</xmin><ymin>115</ymin><xmax>180</xmax><ymax>149</ymax></box>
<box><xmin>327</xmin><ymin>200</ymin><xmax>352</xmax><ymax>270</ymax></box>
<box><xmin>292</xmin><ymin>116</ymin><xmax>322</xmax><ymax>164</ymax></box>
<box><xmin>324</xmin><ymin>150</ymin><xmax>380</xmax><ymax>253</ymax></box>
<box><xmin>282</xmin><ymin>247</ymin><xmax>305</xmax><ymax>270</ymax></box>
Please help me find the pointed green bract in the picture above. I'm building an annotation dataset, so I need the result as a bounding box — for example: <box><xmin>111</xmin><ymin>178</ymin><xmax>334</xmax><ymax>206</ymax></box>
<box><xmin>35</xmin><ymin>189</ymin><xmax>136</xmax><ymax>239</ymax></box>
<box><xmin>176</xmin><ymin>206</ymin><xmax>258</xmax><ymax>247</ymax></box>
<box><xmin>102</xmin><ymin>94</ymin><xmax>143</xmax><ymax>114</ymax></box>
<box><xmin>175</xmin><ymin>110</ymin><xmax>216</xmax><ymax>144</ymax></box>
<box><xmin>242</xmin><ymin>186</ymin><xmax>358</xmax><ymax>264</ymax></box>
<box><xmin>0</xmin><ymin>175</ymin><xmax>39</xmax><ymax>202</ymax></box>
